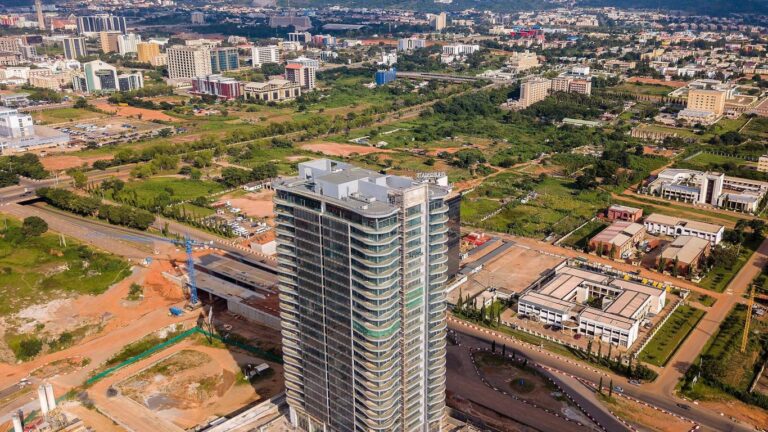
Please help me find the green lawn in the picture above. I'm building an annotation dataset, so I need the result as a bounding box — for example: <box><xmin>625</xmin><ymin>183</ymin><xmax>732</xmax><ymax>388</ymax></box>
<box><xmin>560</xmin><ymin>219</ymin><xmax>609</xmax><ymax>250</ymax></box>
<box><xmin>638</xmin><ymin>305</ymin><xmax>705</xmax><ymax>367</ymax></box>
<box><xmin>699</xmin><ymin>237</ymin><xmax>762</xmax><ymax>293</ymax></box>
<box><xmin>682</xmin><ymin>152</ymin><xmax>755</xmax><ymax>170</ymax></box>
<box><xmin>31</xmin><ymin>107</ymin><xmax>104</xmax><ymax>125</ymax></box>
<box><xmin>0</xmin><ymin>217</ymin><xmax>130</xmax><ymax>319</ymax></box>
<box><xmin>612</xmin><ymin>82</ymin><xmax>676</xmax><ymax>97</ymax></box>
<box><xmin>117</xmin><ymin>177</ymin><xmax>226</xmax><ymax>205</ymax></box>
<box><xmin>694</xmin><ymin>304</ymin><xmax>768</xmax><ymax>391</ymax></box>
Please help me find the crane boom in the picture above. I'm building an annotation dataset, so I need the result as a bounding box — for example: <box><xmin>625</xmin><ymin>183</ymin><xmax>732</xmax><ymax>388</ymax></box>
<box><xmin>88</xmin><ymin>231</ymin><xmax>210</xmax><ymax>306</ymax></box>
<box><xmin>741</xmin><ymin>284</ymin><xmax>755</xmax><ymax>353</ymax></box>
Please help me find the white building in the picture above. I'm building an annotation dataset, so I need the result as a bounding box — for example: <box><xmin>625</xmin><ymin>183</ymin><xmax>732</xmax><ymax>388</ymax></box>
<box><xmin>646</xmin><ymin>168</ymin><xmax>768</xmax><ymax>214</ymax></box>
<box><xmin>0</xmin><ymin>107</ymin><xmax>68</xmax><ymax>153</ymax></box>
<box><xmin>397</xmin><ymin>37</ymin><xmax>426</xmax><ymax>52</ymax></box>
<box><xmin>251</xmin><ymin>45</ymin><xmax>280</xmax><ymax>68</ymax></box>
<box><xmin>167</xmin><ymin>45</ymin><xmax>212</xmax><ymax>79</ymax></box>
<box><xmin>517</xmin><ymin>265</ymin><xmax>666</xmax><ymax>348</ymax></box>
<box><xmin>117</xmin><ymin>33</ymin><xmax>141</xmax><ymax>56</ymax></box>
<box><xmin>441</xmin><ymin>43</ymin><xmax>479</xmax><ymax>56</ymax></box>
<box><xmin>643</xmin><ymin>213</ymin><xmax>725</xmax><ymax>245</ymax></box>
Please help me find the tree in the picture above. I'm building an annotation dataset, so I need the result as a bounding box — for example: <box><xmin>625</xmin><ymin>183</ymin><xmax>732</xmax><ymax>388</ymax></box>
<box><xmin>21</xmin><ymin>216</ymin><xmax>48</xmax><ymax>237</ymax></box>
<box><xmin>599</xmin><ymin>377</ymin><xmax>603</xmax><ymax>394</ymax></box>
<box><xmin>71</xmin><ymin>170</ymin><xmax>87</xmax><ymax>189</ymax></box>
<box><xmin>502</xmin><ymin>344</ymin><xmax>506</xmax><ymax>356</ymax></box>
<box><xmin>491</xmin><ymin>340</ymin><xmax>496</xmax><ymax>352</ymax></box>
<box><xmin>73</xmin><ymin>97</ymin><xmax>90</xmax><ymax>109</ymax></box>
<box><xmin>609</xmin><ymin>379</ymin><xmax>613</xmax><ymax>397</ymax></box>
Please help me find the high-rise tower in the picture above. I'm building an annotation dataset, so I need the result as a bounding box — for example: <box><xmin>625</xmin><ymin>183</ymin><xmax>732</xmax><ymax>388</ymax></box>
<box><xmin>274</xmin><ymin>159</ymin><xmax>450</xmax><ymax>431</ymax></box>
<box><xmin>35</xmin><ymin>0</ymin><xmax>45</xmax><ymax>31</ymax></box>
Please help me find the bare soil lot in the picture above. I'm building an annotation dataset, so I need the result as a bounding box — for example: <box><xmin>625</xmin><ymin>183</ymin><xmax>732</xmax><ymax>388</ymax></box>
<box><xmin>301</xmin><ymin>142</ymin><xmax>392</xmax><ymax>157</ymax></box>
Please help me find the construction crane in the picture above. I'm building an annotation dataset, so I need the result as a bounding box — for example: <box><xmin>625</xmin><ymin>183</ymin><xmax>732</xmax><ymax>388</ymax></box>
<box><xmin>741</xmin><ymin>284</ymin><xmax>756</xmax><ymax>353</ymax></box>
<box><xmin>89</xmin><ymin>232</ymin><xmax>211</xmax><ymax>307</ymax></box>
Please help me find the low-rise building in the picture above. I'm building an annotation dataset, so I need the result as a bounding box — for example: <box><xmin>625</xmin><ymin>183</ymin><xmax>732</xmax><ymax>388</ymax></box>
<box><xmin>606</xmin><ymin>204</ymin><xmax>643</xmax><ymax>222</ymax></box>
<box><xmin>243</xmin><ymin>79</ymin><xmax>301</xmax><ymax>102</ymax></box>
<box><xmin>656</xmin><ymin>235</ymin><xmax>711</xmax><ymax>275</ymax></box>
<box><xmin>190</xmin><ymin>74</ymin><xmax>241</xmax><ymax>100</ymax></box>
<box><xmin>0</xmin><ymin>107</ymin><xmax>68</xmax><ymax>153</ymax></box>
<box><xmin>517</xmin><ymin>264</ymin><xmax>666</xmax><ymax>347</ymax></box>
<box><xmin>643</xmin><ymin>213</ymin><xmax>724</xmax><ymax>245</ymax></box>
<box><xmin>588</xmin><ymin>221</ymin><xmax>645</xmax><ymax>259</ymax></box>
<box><xmin>758</xmin><ymin>155</ymin><xmax>768</xmax><ymax>173</ymax></box>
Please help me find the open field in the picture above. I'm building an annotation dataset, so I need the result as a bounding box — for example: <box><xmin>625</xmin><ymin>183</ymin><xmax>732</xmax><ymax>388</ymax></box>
<box><xmin>215</xmin><ymin>189</ymin><xmax>275</xmax><ymax>219</ymax></box>
<box><xmin>31</xmin><ymin>107</ymin><xmax>106</xmax><ymax>125</ymax></box>
<box><xmin>0</xmin><ymin>217</ymin><xmax>130</xmax><ymax>320</ymax></box>
<box><xmin>117</xmin><ymin>177</ymin><xmax>227</xmax><ymax>204</ymax></box>
<box><xmin>612</xmin><ymin>82</ymin><xmax>676</xmax><ymax>97</ymax></box>
<box><xmin>637</xmin><ymin>305</ymin><xmax>705</xmax><ymax>367</ymax></box>
<box><xmin>115</xmin><ymin>342</ymin><xmax>280</xmax><ymax>429</ymax></box>
<box><xmin>300</xmin><ymin>142</ymin><xmax>392</xmax><ymax>157</ymax></box>
<box><xmin>40</xmin><ymin>154</ymin><xmax>114</xmax><ymax>171</ymax></box>
<box><xmin>682</xmin><ymin>152</ymin><xmax>756</xmax><ymax>170</ymax></box>
<box><xmin>93</xmin><ymin>102</ymin><xmax>179</xmax><ymax>122</ymax></box>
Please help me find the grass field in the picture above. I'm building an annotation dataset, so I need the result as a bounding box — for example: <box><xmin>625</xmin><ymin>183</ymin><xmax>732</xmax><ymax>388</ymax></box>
<box><xmin>698</xmin><ymin>237</ymin><xmax>762</xmax><ymax>293</ymax></box>
<box><xmin>31</xmin><ymin>107</ymin><xmax>105</xmax><ymax>125</ymax></box>
<box><xmin>694</xmin><ymin>304</ymin><xmax>768</xmax><ymax>392</ymax></box>
<box><xmin>683</xmin><ymin>152</ymin><xmax>755</xmax><ymax>169</ymax></box>
<box><xmin>0</xmin><ymin>217</ymin><xmax>130</xmax><ymax>317</ymax></box>
<box><xmin>117</xmin><ymin>177</ymin><xmax>226</xmax><ymax>205</ymax></box>
<box><xmin>560</xmin><ymin>219</ymin><xmax>608</xmax><ymax>250</ymax></box>
<box><xmin>638</xmin><ymin>305</ymin><xmax>705</xmax><ymax>367</ymax></box>
<box><xmin>612</xmin><ymin>82</ymin><xmax>676</xmax><ymax>97</ymax></box>
<box><xmin>480</xmin><ymin>177</ymin><xmax>610</xmax><ymax>239</ymax></box>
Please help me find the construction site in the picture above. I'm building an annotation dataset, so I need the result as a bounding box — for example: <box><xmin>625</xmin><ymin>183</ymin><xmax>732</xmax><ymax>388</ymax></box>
<box><xmin>0</xmin><ymin>219</ymin><xmax>287</xmax><ymax>432</ymax></box>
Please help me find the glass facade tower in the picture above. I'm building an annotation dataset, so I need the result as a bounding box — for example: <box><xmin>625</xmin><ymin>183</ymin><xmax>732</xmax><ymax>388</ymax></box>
<box><xmin>274</xmin><ymin>159</ymin><xmax>450</xmax><ymax>432</ymax></box>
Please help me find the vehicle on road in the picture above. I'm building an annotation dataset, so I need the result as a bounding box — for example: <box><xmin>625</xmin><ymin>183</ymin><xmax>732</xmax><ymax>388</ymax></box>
<box><xmin>629</xmin><ymin>379</ymin><xmax>641</xmax><ymax>386</ymax></box>
<box><xmin>613</xmin><ymin>386</ymin><xmax>623</xmax><ymax>393</ymax></box>
<box><xmin>676</xmin><ymin>403</ymin><xmax>691</xmax><ymax>410</ymax></box>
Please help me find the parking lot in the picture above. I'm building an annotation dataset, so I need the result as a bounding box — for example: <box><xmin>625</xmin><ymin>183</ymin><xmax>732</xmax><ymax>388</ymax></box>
<box><xmin>52</xmin><ymin>117</ymin><xmax>166</xmax><ymax>146</ymax></box>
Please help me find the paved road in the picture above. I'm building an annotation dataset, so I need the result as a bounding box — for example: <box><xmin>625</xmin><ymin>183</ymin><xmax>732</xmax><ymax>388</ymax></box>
<box><xmin>449</xmin><ymin>318</ymin><xmax>754</xmax><ymax>432</ymax></box>
<box><xmin>452</xmin><ymin>333</ymin><xmax>626</xmax><ymax>432</ymax></box>
<box><xmin>447</xmin><ymin>341</ymin><xmax>598</xmax><ymax>431</ymax></box>
<box><xmin>647</xmin><ymin>236</ymin><xmax>768</xmax><ymax>397</ymax></box>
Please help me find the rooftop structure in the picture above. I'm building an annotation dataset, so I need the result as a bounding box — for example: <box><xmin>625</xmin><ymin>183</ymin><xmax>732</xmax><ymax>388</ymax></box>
<box><xmin>517</xmin><ymin>264</ymin><xmax>667</xmax><ymax>347</ymax></box>
<box><xmin>588</xmin><ymin>221</ymin><xmax>645</xmax><ymax>259</ymax></box>
<box><xmin>643</xmin><ymin>212</ymin><xmax>724</xmax><ymax>245</ymax></box>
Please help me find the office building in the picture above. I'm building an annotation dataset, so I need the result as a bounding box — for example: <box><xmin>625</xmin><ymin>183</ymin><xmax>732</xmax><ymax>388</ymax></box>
<box><xmin>508</xmin><ymin>50</ymin><xmax>539</xmax><ymax>72</ymax></box>
<box><xmin>287</xmin><ymin>56</ymin><xmax>320</xmax><ymax>69</ymax></box>
<box><xmin>758</xmin><ymin>155</ymin><xmax>768</xmax><ymax>173</ymax></box>
<box><xmin>136</xmin><ymin>42</ymin><xmax>160</xmax><ymax>63</ymax></box>
<box><xmin>117</xmin><ymin>33</ymin><xmax>141</xmax><ymax>56</ymax></box>
<box><xmin>656</xmin><ymin>236</ymin><xmax>711</xmax><ymax>276</ymax></box>
<box><xmin>645</xmin><ymin>168</ymin><xmax>768</xmax><ymax>214</ymax></box>
<box><xmin>287</xmin><ymin>31</ymin><xmax>311</xmax><ymax>44</ymax></box>
<box><xmin>284</xmin><ymin>64</ymin><xmax>315</xmax><ymax>90</ymax></box>
<box><xmin>190</xmin><ymin>75</ymin><xmax>241</xmax><ymax>100</ymax></box>
<box><xmin>243</xmin><ymin>79</ymin><xmax>301</xmax><ymax>102</ymax></box>
<box><xmin>19</xmin><ymin>45</ymin><xmax>36</xmax><ymax>60</ymax></box>
<box><xmin>117</xmin><ymin>72</ymin><xmax>144</xmax><ymax>92</ymax></box>
<box><xmin>397</xmin><ymin>37</ymin><xmax>426</xmax><ymax>52</ymax></box>
<box><xmin>191</xmin><ymin>11</ymin><xmax>205</xmax><ymax>24</ymax></box>
<box><xmin>519</xmin><ymin>77</ymin><xmax>551</xmax><ymax>107</ymax></box>
<box><xmin>251</xmin><ymin>45</ymin><xmax>279</xmax><ymax>68</ymax></box>
<box><xmin>433</xmin><ymin>12</ymin><xmax>447</xmax><ymax>31</ymax></box>
<box><xmin>518</xmin><ymin>264</ymin><xmax>666</xmax><ymax>348</ymax></box>
<box><xmin>99</xmin><ymin>31</ymin><xmax>120</xmax><ymax>53</ymax></box>
<box><xmin>73</xmin><ymin>60</ymin><xmax>117</xmax><ymax>92</ymax></box>
<box><xmin>441</xmin><ymin>43</ymin><xmax>479</xmax><ymax>56</ymax></box>
<box><xmin>0</xmin><ymin>37</ymin><xmax>21</xmax><ymax>53</ymax></box>
<box><xmin>0</xmin><ymin>107</ymin><xmax>69</xmax><ymax>153</ymax></box>
<box><xmin>643</xmin><ymin>213</ymin><xmax>725</xmax><ymax>246</ymax></box>
<box><xmin>686</xmin><ymin>88</ymin><xmax>726</xmax><ymax>116</ymax></box>
<box><xmin>606</xmin><ymin>204</ymin><xmax>643</xmax><ymax>223</ymax></box>
<box><xmin>210</xmin><ymin>47</ymin><xmax>239</xmax><ymax>73</ymax></box>
<box><xmin>167</xmin><ymin>45</ymin><xmax>211</xmax><ymax>79</ymax></box>
<box><xmin>274</xmin><ymin>159</ymin><xmax>450</xmax><ymax>431</ymax></box>
<box><xmin>375</xmin><ymin>67</ymin><xmax>397</xmax><ymax>86</ymax></box>
<box><xmin>77</xmin><ymin>14</ymin><xmax>127</xmax><ymax>35</ymax></box>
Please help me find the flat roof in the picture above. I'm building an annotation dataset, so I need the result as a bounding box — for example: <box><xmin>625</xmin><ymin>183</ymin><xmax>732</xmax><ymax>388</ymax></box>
<box><xmin>605</xmin><ymin>290</ymin><xmax>650</xmax><ymax>319</ymax></box>
<box><xmin>660</xmin><ymin>235</ymin><xmax>709</xmax><ymax>264</ymax></box>
<box><xmin>197</xmin><ymin>254</ymin><xmax>277</xmax><ymax>291</ymax></box>
<box><xmin>579</xmin><ymin>308</ymin><xmax>636</xmax><ymax>331</ymax></box>
<box><xmin>519</xmin><ymin>291</ymin><xmax>574</xmax><ymax>314</ymax></box>
<box><xmin>644</xmin><ymin>213</ymin><xmax>723</xmax><ymax>234</ymax></box>
<box><xmin>539</xmin><ymin>274</ymin><xmax>581</xmax><ymax>300</ymax></box>
<box><xmin>558</xmin><ymin>266</ymin><xmax>610</xmax><ymax>284</ymax></box>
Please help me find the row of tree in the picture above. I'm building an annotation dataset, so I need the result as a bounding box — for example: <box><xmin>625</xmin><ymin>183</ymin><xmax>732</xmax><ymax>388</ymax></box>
<box><xmin>36</xmin><ymin>187</ymin><xmax>155</xmax><ymax>230</ymax></box>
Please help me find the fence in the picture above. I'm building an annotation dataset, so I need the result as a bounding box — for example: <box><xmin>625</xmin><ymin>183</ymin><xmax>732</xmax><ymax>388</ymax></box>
<box><xmin>85</xmin><ymin>326</ymin><xmax>282</xmax><ymax>386</ymax></box>
<box><xmin>631</xmin><ymin>299</ymin><xmax>683</xmax><ymax>359</ymax></box>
